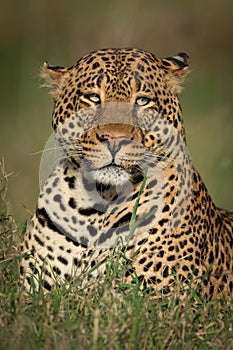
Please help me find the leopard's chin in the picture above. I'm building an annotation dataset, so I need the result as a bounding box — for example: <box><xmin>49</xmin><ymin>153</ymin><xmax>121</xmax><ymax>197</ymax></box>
<box><xmin>92</xmin><ymin>165</ymin><xmax>130</xmax><ymax>187</ymax></box>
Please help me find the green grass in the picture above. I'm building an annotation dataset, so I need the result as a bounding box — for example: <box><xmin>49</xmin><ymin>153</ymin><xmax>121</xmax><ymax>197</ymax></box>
<box><xmin>1</xmin><ymin>161</ymin><xmax>233</xmax><ymax>350</ymax></box>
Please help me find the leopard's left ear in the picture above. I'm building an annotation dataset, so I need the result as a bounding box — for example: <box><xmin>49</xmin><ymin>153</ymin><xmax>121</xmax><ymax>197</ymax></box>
<box><xmin>161</xmin><ymin>53</ymin><xmax>190</xmax><ymax>93</ymax></box>
<box><xmin>41</xmin><ymin>61</ymin><xmax>69</xmax><ymax>98</ymax></box>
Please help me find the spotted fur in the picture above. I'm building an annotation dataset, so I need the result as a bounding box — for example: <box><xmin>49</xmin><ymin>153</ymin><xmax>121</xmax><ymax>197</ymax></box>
<box><xmin>20</xmin><ymin>48</ymin><xmax>233</xmax><ymax>299</ymax></box>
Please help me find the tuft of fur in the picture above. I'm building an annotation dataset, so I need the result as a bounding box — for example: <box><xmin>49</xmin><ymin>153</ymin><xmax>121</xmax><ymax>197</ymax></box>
<box><xmin>165</xmin><ymin>69</ymin><xmax>190</xmax><ymax>94</ymax></box>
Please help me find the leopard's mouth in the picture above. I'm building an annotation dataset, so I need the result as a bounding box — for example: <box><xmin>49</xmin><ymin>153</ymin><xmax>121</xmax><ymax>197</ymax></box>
<box><xmin>92</xmin><ymin>164</ymin><xmax>130</xmax><ymax>187</ymax></box>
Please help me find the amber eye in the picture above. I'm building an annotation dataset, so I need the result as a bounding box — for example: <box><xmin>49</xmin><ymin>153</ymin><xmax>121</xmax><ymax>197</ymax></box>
<box><xmin>135</xmin><ymin>97</ymin><xmax>151</xmax><ymax>106</ymax></box>
<box><xmin>85</xmin><ymin>94</ymin><xmax>101</xmax><ymax>104</ymax></box>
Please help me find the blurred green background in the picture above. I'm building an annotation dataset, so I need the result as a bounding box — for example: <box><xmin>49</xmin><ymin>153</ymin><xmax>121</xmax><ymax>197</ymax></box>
<box><xmin>1</xmin><ymin>0</ymin><xmax>232</xmax><ymax>224</ymax></box>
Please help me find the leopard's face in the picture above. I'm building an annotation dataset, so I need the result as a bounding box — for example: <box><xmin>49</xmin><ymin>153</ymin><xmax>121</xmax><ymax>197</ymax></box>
<box><xmin>43</xmin><ymin>48</ymin><xmax>189</xmax><ymax>188</ymax></box>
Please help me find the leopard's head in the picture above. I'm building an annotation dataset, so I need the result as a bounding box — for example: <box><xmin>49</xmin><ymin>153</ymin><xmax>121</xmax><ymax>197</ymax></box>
<box><xmin>42</xmin><ymin>48</ymin><xmax>189</xmax><ymax>188</ymax></box>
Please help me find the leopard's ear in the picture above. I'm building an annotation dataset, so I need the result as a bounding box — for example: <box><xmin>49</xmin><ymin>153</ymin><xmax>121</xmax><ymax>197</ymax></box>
<box><xmin>41</xmin><ymin>61</ymin><xmax>69</xmax><ymax>98</ymax></box>
<box><xmin>161</xmin><ymin>53</ymin><xmax>190</xmax><ymax>93</ymax></box>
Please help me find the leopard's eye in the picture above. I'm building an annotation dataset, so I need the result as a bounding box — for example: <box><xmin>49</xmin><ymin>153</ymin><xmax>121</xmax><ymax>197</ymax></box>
<box><xmin>85</xmin><ymin>94</ymin><xmax>101</xmax><ymax>104</ymax></box>
<box><xmin>135</xmin><ymin>97</ymin><xmax>151</xmax><ymax>106</ymax></box>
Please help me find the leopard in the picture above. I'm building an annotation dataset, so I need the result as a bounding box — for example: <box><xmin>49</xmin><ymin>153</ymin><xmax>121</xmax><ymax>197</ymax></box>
<box><xmin>19</xmin><ymin>48</ymin><xmax>233</xmax><ymax>300</ymax></box>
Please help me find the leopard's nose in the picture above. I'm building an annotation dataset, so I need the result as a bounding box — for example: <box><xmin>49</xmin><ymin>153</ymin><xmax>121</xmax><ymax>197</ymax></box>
<box><xmin>96</xmin><ymin>133</ymin><xmax>131</xmax><ymax>155</ymax></box>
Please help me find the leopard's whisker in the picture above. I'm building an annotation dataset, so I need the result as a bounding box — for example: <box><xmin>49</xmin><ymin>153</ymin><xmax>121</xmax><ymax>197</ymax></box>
<box><xmin>30</xmin><ymin>147</ymin><xmax>60</xmax><ymax>156</ymax></box>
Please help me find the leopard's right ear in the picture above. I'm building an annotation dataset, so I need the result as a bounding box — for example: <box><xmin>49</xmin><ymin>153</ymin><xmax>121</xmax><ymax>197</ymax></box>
<box><xmin>41</xmin><ymin>61</ymin><xmax>69</xmax><ymax>98</ymax></box>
